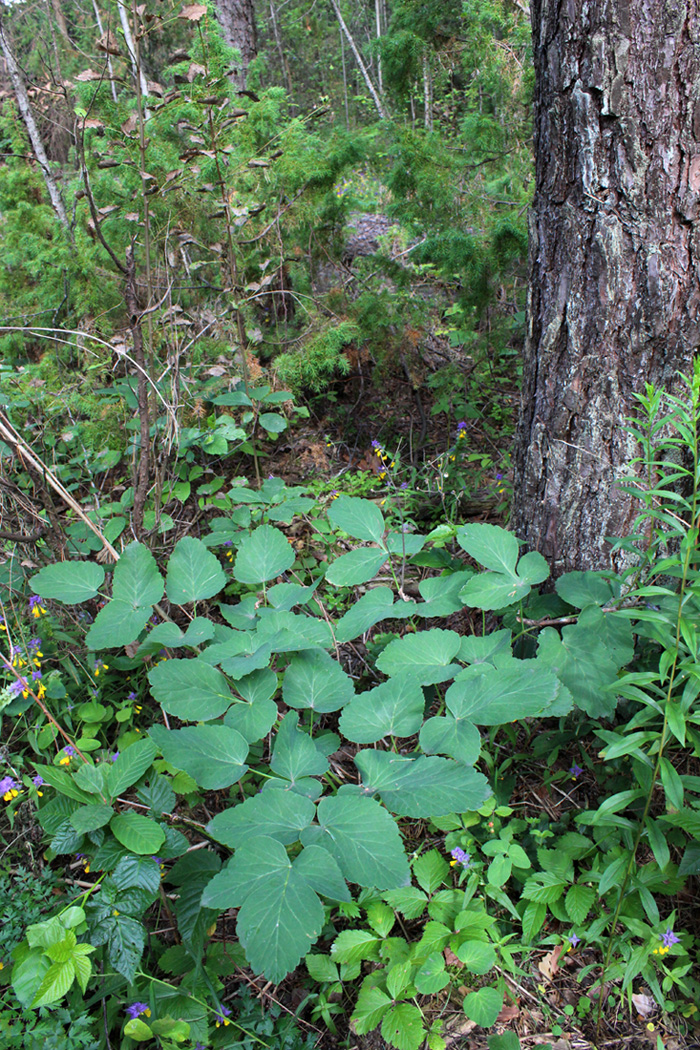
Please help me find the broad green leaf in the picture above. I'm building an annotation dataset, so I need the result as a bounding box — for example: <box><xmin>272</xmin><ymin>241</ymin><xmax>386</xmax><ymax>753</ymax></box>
<box><xmin>31</xmin><ymin>764</ymin><xmax>95</xmax><ymax>804</ymax></box>
<box><xmin>73</xmin><ymin>762</ymin><xmax>108</xmax><ymax>796</ymax></box>
<box><xmin>455</xmin><ymin>940</ymin><xmax>496</xmax><ymax>974</ymax></box>
<box><xmin>283</xmin><ymin>649</ymin><xmax>355</xmax><ymax>713</ymax></box>
<box><xmin>383</xmin><ymin>886</ymin><xmax>428</xmax><ymax>919</ymax></box>
<box><xmin>31</xmin><ymin>960</ymin><xmax>75</xmax><ymax>1007</ymax></box>
<box><xmin>384</xmin><ymin>532</ymin><xmax>425</xmax><ymax>555</ymax></box>
<box><xmin>267</xmin><ymin>582</ymin><xmax>316</xmax><ymax>609</ymax></box>
<box><xmin>329</xmin><ymin>496</ymin><xmax>386</xmax><ymax>543</ymax></box>
<box><xmin>536</xmin><ymin>605</ymin><xmax>631</xmax><ymax>717</ymax></box>
<box><xmin>107</xmin><ymin>738</ymin><xmax>158</xmax><ymax>798</ymax></box>
<box><xmin>355</xmin><ymin>751</ymin><xmax>490</xmax><ymax>817</ymax></box>
<box><xmin>30</xmin><ymin>562</ymin><xmax>105</xmax><ymax>604</ymax></box>
<box><xmin>339</xmin><ymin>674</ymin><xmax>424</xmax><ymax>743</ymax></box>
<box><xmin>445</xmin><ymin>665</ymin><xmax>559</xmax><ymax>724</ymax></box>
<box><xmin>555</xmin><ymin>570</ymin><xmax>616</xmax><ymax>608</ymax></box>
<box><xmin>224</xmin><ymin>698</ymin><xmax>277</xmax><ymax>743</ymax></box>
<box><xmin>521</xmin><ymin>900</ymin><xmax>546</xmax><ymax>943</ymax></box>
<box><xmin>462</xmin><ymin>985</ymin><xmax>503</xmax><ymax>1027</ymax></box>
<box><xmin>325</xmin><ymin>547</ymin><xmax>389</xmax><ymax>586</ymax></box>
<box><xmin>113</xmin><ymin>541</ymin><xmax>164</xmax><ymax>606</ymax></box>
<box><xmin>459</xmin><ymin>572</ymin><xmax>531</xmax><ymax>611</ymax></box>
<box><xmin>124</xmin><ymin>1019</ymin><xmax>153</xmax><ymax>1041</ymax></box>
<box><xmin>521</xmin><ymin>872</ymin><xmax>567</xmax><ymax>904</ymax></box>
<box><xmin>259</xmin><ymin>412</ymin><xmax>288</xmax><ymax>433</ymax></box>
<box><xmin>236</xmin><ymin>667</ymin><xmax>278</xmax><ymax>704</ymax></box>
<box><xmin>293</xmin><ymin>844</ymin><xmax>351</xmax><ymax>902</ymax></box>
<box><xmin>149</xmin><ymin>724</ymin><xmax>248</xmax><ymax>790</ymax></box>
<box><xmin>11</xmin><ymin>947</ymin><xmax>50</xmax><ymax>1007</ymax></box>
<box><xmin>207</xmin><ymin>790</ymin><xmax>315</xmax><ymax>848</ymax></box>
<box><xmin>234</xmin><ymin>525</ymin><xmax>295</xmax><ymax>584</ymax></box>
<box><xmin>414</xmin><ymin>952</ymin><xmax>450</xmax><ymax>994</ymax></box>
<box><xmin>69</xmin><ymin>804</ymin><xmax>113</xmax><ymax>833</ymax></box>
<box><xmin>457</xmin><ymin>523</ymin><xmax>520</xmax><ymax>574</ymax></box>
<box><xmin>86</xmin><ymin>601</ymin><xmax>154</xmax><ymax>651</ymax></box>
<box><xmin>335</xmin><ymin>586</ymin><xmax>394</xmax><ymax>643</ymax></box>
<box><xmin>376</xmin><ymin>628</ymin><xmax>461</xmax><ymax>684</ymax></box>
<box><xmin>417</xmin><ymin>572</ymin><xmax>472</xmax><ymax>616</ymax></box>
<box><xmin>516</xmin><ymin>551</ymin><xmax>550</xmax><ymax>585</ymax></box>
<box><xmin>302</xmin><ymin>791</ymin><xmax>410</xmax><ymax>889</ymax></box>
<box><xmin>352</xmin><ymin>984</ymin><xmax>392</xmax><ymax>1034</ymax></box>
<box><xmin>71</xmin><ymin>952</ymin><xmax>92</xmax><ymax>994</ymax></box>
<box><xmin>268</xmin><ymin>496</ymin><xmax>316</xmax><ymax>522</ymax></box>
<box><xmin>148</xmin><ymin>658</ymin><xmax>233</xmax><ymax>721</ymax></box>
<box><xmin>381</xmin><ymin>1003</ymin><xmax>425</xmax><ymax>1050</ymax></box>
<box><xmin>419</xmin><ymin>715</ymin><xmax>482</xmax><ymax>765</ymax></box>
<box><xmin>270</xmin><ymin>712</ymin><xmax>328</xmax><ymax>787</ymax></box>
<box><xmin>202</xmin><ymin>836</ymin><xmax>324</xmax><ymax>982</ymax></box>
<box><xmin>565</xmin><ymin>884</ymin><xmax>595</xmax><ymax>924</ymax></box>
<box><xmin>331</xmin><ymin>929</ymin><xmax>381</xmax><ymax>965</ymax></box>
<box><xmin>166</xmin><ymin>537</ymin><xmax>226</xmax><ymax>603</ymax></box>
<box><xmin>113</xmin><ymin>855</ymin><xmax>161</xmax><ymax>894</ymax></box>
<box><xmin>306</xmin><ymin>954</ymin><xmax>340</xmax><ymax>984</ymax></box>
<box><xmin>488</xmin><ymin>1033</ymin><xmax>521</xmax><ymax>1050</ymax></box>
<box><xmin>255</xmin><ymin>608</ymin><xmax>333</xmax><ymax>652</ymax></box>
<box><xmin>110</xmin><ymin>812</ymin><xmax>165</xmax><ymax>855</ymax></box>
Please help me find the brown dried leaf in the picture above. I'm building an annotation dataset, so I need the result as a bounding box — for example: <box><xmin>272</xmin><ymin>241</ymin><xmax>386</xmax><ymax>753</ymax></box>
<box><xmin>97</xmin><ymin>30</ymin><xmax>121</xmax><ymax>55</ymax></box>
<box><xmin>178</xmin><ymin>3</ymin><xmax>207</xmax><ymax>20</ymax></box>
<box><xmin>496</xmin><ymin>1004</ymin><xmax>520</xmax><ymax>1022</ymax></box>
<box><xmin>147</xmin><ymin>81</ymin><xmax>164</xmax><ymax>96</ymax></box>
<box><xmin>121</xmin><ymin>114</ymin><xmax>138</xmax><ymax>136</ymax></box>
<box><xmin>124</xmin><ymin>213</ymin><xmax>140</xmax><ymax>222</ymax></box>
<box><xmin>75</xmin><ymin>68</ymin><xmax>102</xmax><ymax>82</ymax></box>
<box><xmin>186</xmin><ymin>62</ymin><xmax>206</xmax><ymax>82</ymax></box>
<box><xmin>631</xmin><ymin>993</ymin><xmax>657</xmax><ymax>1018</ymax></box>
<box><xmin>538</xmin><ymin>944</ymin><xmax>564</xmax><ymax>981</ymax></box>
<box><xmin>83</xmin><ymin>118</ymin><xmax>104</xmax><ymax>129</ymax></box>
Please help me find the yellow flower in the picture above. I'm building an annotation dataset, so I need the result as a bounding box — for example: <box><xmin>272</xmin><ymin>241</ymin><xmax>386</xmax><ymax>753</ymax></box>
<box><xmin>59</xmin><ymin>756</ymin><xmax>70</xmax><ymax>765</ymax></box>
<box><xmin>36</xmin><ymin>683</ymin><xmax>46</xmax><ymax>700</ymax></box>
<box><xmin>113</xmin><ymin>910</ymin><xmax>120</xmax><ymax>917</ymax></box>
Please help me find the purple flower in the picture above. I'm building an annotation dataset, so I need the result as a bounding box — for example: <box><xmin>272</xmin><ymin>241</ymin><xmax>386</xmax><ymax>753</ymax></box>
<box><xmin>125</xmin><ymin>1002</ymin><xmax>150</xmax><ymax>1019</ymax></box>
<box><xmin>400</xmin><ymin>482</ymin><xmax>409</xmax><ymax>489</ymax></box>
<box><xmin>8</xmin><ymin>677</ymin><xmax>28</xmax><ymax>697</ymax></box>
<box><xmin>371</xmin><ymin>439</ymin><xmax>381</xmax><ymax>449</ymax></box>
<box><xmin>569</xmin><ymin>763</ymin><xmax>583</xmax><ymax>779</ymax></box>
<box><xmin>111</xmin><ymin>751</ymin><xmax>119</xmax><ymax>762</ymax></box>
<box><xmin>450</xmin><ymin>847</ymin><xmax>471</xmax><ymax>868</ymax></box>
<box><xmin>0</xmin><ymin>776</ymin><xmax>18</xmax><ymax>794</ymax></box>
<box><xmin>567</xmin><ymin>933</ymin><xmax>580</xmax><ymax>947</ymax></box>
<box><xmin>31</xmin><ymin>670</ymin><xmax>42</xmax><ymax>681</ymax></box>
<box><xmin>456</xmin><ymin>421</ymin><xmax>467</xmax><ymax>431</ymax></box>
<box><xmin>32</xmin><ymin>775</ymin><xmax>44</xmax><ymax>787</ymax></box>
<box><xmin>496</xmin><ymin>472</ymin><xmax>504</xmax><ymax>480</ymax></box>
<box><xmin>127</xmin><ymin>691</ymin><xmax>137</xmax><ymax>701</ymax></box>
<box><xmin>214</xmin><ymin>1004</ymin><xmax>232</xmax><ymax>1026</ymax></box>
<box><xmin>660</xmin><ymin>928</ymin><xmax>680</xmax><ymax>948</ymax></box>
<box><xmin>151</xmin><ymin>856</ymin><xmax>162</xmax><ymax>865</ymax></box>
<box><xmin>28</xmin><ymin>595</ymin><xmax>43</xmax><ymax>610</ymax></box>
<box><xmin>223</xmin><ymin>540</ymin><xmax>233</xmax><ymax>547</ymax></box>
<box><xmin>28</xmin><ymin>638</ymin><xmax>41</xmax><ymax>652</ymax></box>
<box><xmin>63</xmin><ymin>746</ymin><xmax>76</xmax><ymax>757</ymax></box>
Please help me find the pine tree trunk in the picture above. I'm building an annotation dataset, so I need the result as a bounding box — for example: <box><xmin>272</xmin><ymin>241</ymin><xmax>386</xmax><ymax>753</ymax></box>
<box><xmin>512</xmin><ymin>0</ymin><xmax>700</xmax><ymax>574</ymax></box>
<box><xmin>215</xmin><ymin>0</ymin><xmax>257</xmax><ymax>90</ymax></box>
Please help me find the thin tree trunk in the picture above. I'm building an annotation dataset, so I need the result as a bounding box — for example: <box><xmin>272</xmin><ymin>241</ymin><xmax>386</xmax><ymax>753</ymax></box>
<box><xmin>268</xmin><ymin>0</ymin><xmax>292</xmax><ymax>97</ymax></box>
<box><xmin>375</xmin><ymin>0</ymin><xmax>383</xmax><ymax>95</ymax></box>
<box><xmin>125</xmin><ymin>246</ymin><xmax>150</xmax><ymax>538</ymax></box>
<box><xmin>91</xmin><ymin>0</ymin><xmax>119</xmax><ymax>104</ymax></box>
<box><xmin>340</xmin><ymin>23</ymin><xmax>349</xmax><ymax>129</ymax></box>
<box><xmin>329</xmin><ymin>0</ymin><xmax>386</xmax><ymax>120</ymax></box>
<box><xmin>423</xmin><ymin>52</ymin><xmax>432</xmax><ymax>130</ymax></box>
<box><xmin>116</xmin><ymin>0</ymin><xmax>149</xmax><ymax>101</ymax></box>
<box><xmin>50</xmin><ymin>0</ymin><xmax>71</xmax><ymax>45</ymax></box>
<box><xmin>512</xmin><ymin>0</ymin><xmax>700</xmax><ymax>574</ymax></box>
<box><xmin>0</xmin><ymin>10</ymin><xmax>71</xmax><ymax>235</ymax></box>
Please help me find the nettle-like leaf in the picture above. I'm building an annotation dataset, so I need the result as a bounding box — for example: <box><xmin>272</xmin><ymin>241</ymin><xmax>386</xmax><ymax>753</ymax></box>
<box><xmin>329</xmin><ymin>496</ymin><xmax>386</xmax><ymax>544</ymax></box>
<box><xmin>233</xmin><ymin>524</ymin><xmax>295</xmax><ymax>584</ymax></box>
<box><xmin>86</xmin><ymin>542</ymin><xmax>163</xmax><ymax>649</ymax></box>
<box><xmin>335</xmin><ymin>586</ymin><xmax>395</xmax><ymax>643</ymax></box>
<box><xmin>283</xmin><ymin>648</ymin><xmax>355</xmax><ymax>713</ymax></box>
<box><xmin>355</xmin><ymin>751</ymin><xmax>490</xmax><ymax>817</ymax></box>
<box><xmin>30</xmin><ymin>562</ymin><xmax>105</xmax><ymax>604</ymax></box>
<box><xmin>457</xmin><ymin>523</ymin><xmax>550</xmax><ymax>611</ymax></box>
<box><xmin>149</xmin><ymin>724</ymin><xmax>248</xmax><ymax>789</ymax></box>
<box><xmin>107</xmin><ymin>737</ymin><xmax>158</xmax><ymax>798</ymax></box>
<box><xmin>376</xmin><ymin>628</ymin><xmax>462</xmax><ymax>684</ymax></box>
<box><xmin>165</xmin><ymin>536</ymin><xmax>226</xmax><ymax>603</ymax></box>
<box><xmin>110</xmin><ymin>812</ymin><xmax>165</xmax><ymax>855</ymax></box>
<box><xmin>301</xmin><ymin>790</ymin><xmax>410</xmax><ymax>889</ymax></box>
<box><xmin>201</xmin><ymin>836</ymin><xmax>327</xmax><ymax>982</ymax></box>
<box><xmin>339</xmin><ymin>674</ymin><xmax>425</xmax><ymax>743</ymax></box>
<box><xmin>148</xmin><ymin>658</ymin><xmax>233</xmax><ymax>721</ymax></box>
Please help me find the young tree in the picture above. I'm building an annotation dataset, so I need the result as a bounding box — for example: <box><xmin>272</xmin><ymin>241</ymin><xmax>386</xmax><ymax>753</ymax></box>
<box><xmin>512</xmin><ymin>0</ymin><xmax>700</xmax><ymax>574</ymax></box>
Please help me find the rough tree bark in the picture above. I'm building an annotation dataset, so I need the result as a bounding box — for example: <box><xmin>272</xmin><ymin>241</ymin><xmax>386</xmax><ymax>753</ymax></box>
<box><xmin>215</xmin><ymin>0</ymin><xmax>257</xmax><ymax>90</ymax></box>
<box><xmin>512</xmin><ymin>0</ymin><xmax>700</xmax><ymax>574</ymax></box>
